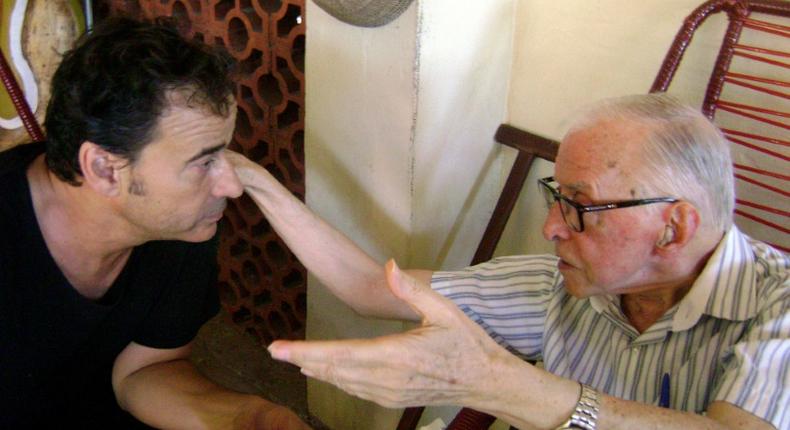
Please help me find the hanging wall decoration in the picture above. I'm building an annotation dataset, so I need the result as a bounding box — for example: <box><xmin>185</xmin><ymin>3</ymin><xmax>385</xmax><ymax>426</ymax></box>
<box><xmin>0</xmin><ymin>0</ymin><xmax>85</xmax><ymax>150</ymax></box>
<box><xmin>312</xmin><ymin>0</ymin><xmax>414</xmax><ymax>27</ymax></box>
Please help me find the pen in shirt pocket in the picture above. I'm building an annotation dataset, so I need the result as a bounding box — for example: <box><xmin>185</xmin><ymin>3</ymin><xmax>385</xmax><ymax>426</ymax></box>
<box><xmin>659</xmin><ymin>373</ymin><xmax>670</xmax><ymax>408</ymax></box>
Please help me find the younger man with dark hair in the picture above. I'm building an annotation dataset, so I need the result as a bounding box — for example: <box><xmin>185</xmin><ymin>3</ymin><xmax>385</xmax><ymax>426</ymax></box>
<box><xmin>0</xmin><ymin>17</ymin><xmax>309</xmax><ymax>429</ymax></box>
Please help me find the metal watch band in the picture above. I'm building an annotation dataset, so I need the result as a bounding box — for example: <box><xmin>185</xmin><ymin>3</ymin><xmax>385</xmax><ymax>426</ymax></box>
<box><xmin>554</xmin><ymin>383</ymin><xmax>599</xmax><ymax>430</ymax></box>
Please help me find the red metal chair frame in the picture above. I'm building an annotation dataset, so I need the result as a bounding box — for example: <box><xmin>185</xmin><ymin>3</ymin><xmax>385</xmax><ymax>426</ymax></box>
<box><xmin>0</xmin><ymin>48</ymin><xmax>45</xmax><ymax>142</ymax></box>
<box><xmin>652</xmin><ymin>0</ymin><xmax>789</xmax><ymax>252</ymax></box>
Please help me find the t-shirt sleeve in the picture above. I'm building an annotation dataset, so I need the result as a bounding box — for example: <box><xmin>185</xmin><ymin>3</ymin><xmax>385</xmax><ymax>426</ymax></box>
<box><xmin>712</xmin><ymin>272</ymin><xmax>790</xmax><ymax>429</ymax></box>
<box><xmin>133</xmin><ymin>237</ymin><xmax>220</xmax><ymax>349</ymax></box>
<box><xmin>430</xmin><ymin>255</ymin><xmax>561</xmax><ymax>360</ymax></box>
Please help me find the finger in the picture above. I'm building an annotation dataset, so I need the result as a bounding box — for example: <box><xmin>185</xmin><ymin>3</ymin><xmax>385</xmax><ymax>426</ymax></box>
<box><xmin>223</xmin><ymin>149</ymin><xmax>244</xmax><ymax>165</ymax></box>
<box><xmin>268</xmin><ymin>338</ymin><xmax>394</xmax><ymax>369</ymax></box>
<box><xmin>225</xmin><ymin>151</ymin><xmax>256</xmax><ymax>183</ymax></box>
<box><xmin>385</xmin><ymin>259</ymin><xmax>461</xmax><ymax>325</ymax></box>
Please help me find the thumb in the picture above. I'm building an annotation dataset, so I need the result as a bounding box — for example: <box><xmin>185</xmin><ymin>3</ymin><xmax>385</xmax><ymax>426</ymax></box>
<box><xmin>385</xmin><ymin>259</ymin><xmax>452</xmax><ymax>324</ymax></box>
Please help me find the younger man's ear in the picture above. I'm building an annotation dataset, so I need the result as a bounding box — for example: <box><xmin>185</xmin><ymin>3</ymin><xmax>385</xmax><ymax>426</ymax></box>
<box><xmin>78</xmin><ymin>142</ymin><xmax>125</xmax><ymax>196</ymax></box>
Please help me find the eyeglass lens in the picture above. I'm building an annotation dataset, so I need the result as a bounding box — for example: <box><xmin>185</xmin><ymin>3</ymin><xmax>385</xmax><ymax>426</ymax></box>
<box><xmin>560</xmin><ymin>200</ymin><xmax>580</xmax><ymax>231</ymax></box>
<box><xmin>540</xmin><ymin>180</ymin><xmax>582</xmax><ymax>232</ymax></box>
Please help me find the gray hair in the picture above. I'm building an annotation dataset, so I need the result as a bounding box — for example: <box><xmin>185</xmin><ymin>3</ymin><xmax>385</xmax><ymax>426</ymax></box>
<box><xmin>566</xmin><ymin>93</ymin><xmax>734</xmax><ymax>234</ymax></box>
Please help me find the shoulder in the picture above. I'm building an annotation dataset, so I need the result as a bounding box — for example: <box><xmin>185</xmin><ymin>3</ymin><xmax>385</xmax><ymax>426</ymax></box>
<box><xmin>746</xmin><ymin>236</ymin><xmax>789</xmax><ymax>281</ymax></box>
<box><xmin>733</xmin><ymin>233</ymin><xmax>789</xmax><ymax>308</ymax></box>
<box><xmin>0</xmin><ymin>143</ymin><xmax>44</xmax><ymax>211</ymax></box>
<box><xmin>0</xmin><ymin>143</ymin><xmax>44</xmax><ymax>234</ymax></box>
<box><xmin>709</xmin><ymin>228</ymin><xmax>788</xmax><ymax>296</ymax></box>
<box><xmin>0</xmin><ymin>142</ymin><xmax>45</xmax><ymax>175</ymax></box>
<box><xmin>435</xmin><ymin>255</ymin><xmax>559</xmax><ymax>277</ymax></box>
<box><xmin>432</xmin><ymin>254</ymin><xmax>560</xmax><ymax>291</ymax></box>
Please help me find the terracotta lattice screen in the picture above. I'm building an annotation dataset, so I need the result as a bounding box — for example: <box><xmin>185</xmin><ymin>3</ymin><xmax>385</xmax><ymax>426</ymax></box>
<box><xmin>95</xmin><ymin>0</ymin><xmax>307</xmax><ymax>343</ymax></box>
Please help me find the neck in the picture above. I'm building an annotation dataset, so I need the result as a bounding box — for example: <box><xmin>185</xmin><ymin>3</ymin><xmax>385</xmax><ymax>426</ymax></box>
<box><xmin>28</xmin><ymin>155</ymin><xmax>140</xmax><ymax>299</ymax></box>
<box><xmin>622</xmin><ymin>282</ymin><xmax>692</xmax><ymax>333</ymax></box>
<box><xmin>621</xmin><ymin>237</ymin><xmax>719</xmax><ymax>333</ymax></box>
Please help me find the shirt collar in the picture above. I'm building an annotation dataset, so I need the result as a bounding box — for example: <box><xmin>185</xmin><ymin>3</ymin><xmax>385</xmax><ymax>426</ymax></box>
<box><xmin>672</xmin><ymin>225</ymin><xmax>759</xmax><ymax>331</ymax></box>
<box><xmin>590</xmin><ymin>293</ymin><xmax>616</xmax><ymax>313</ymax></box>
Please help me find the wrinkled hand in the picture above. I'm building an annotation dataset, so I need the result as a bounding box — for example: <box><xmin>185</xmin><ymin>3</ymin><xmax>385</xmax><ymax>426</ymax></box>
<box><xmin>232</xmin><ymin>399</ymin><xmax>312</xmax><ymax>430</ymax></box>
<box><xmin>268</xmin><ymin>260</ymin><xmax>511</xmax><ymax>408</ymax></box>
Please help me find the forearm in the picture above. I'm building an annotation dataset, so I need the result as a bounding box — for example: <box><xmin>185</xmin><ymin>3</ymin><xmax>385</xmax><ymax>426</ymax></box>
<box><xmin>115</xmin><ymin>359</ymin><xmax>283</xmax><ymax>429</ymax></box>
<box><xmin>473</xmin><ymin>355</ymin><xmax>766</xmax><ymax>430</ymax></box>
<box><xmin>594</xmin><ymin>397</ymin><xmax>726</xmax><ymax>430</ymax></box>
<box><xmin>469</xmin><ymin>352</ymin><xmax>578</xmax><ymax>430</ymax></box>
<box><xmin>233</xmin><ymin>155</ymin><xmax>418</xmax><ymax>320</ymax></box>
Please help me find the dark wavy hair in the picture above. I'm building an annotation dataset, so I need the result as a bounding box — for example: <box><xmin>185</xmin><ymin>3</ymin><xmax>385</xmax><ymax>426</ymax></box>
<box><xmin>45</xmin><ymin>17</ymin><xmax>236</xmax><ymax>185</ymax></box>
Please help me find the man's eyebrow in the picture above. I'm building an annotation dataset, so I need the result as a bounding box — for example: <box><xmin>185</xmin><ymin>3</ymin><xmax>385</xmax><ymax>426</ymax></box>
<box><xmin>186</xmin><ymin>143</ymin><xmax>226</xmax><ymax>164</ymax></box>
<box><xmin>560</xmin><ymin>181</ymin><xmax>588</xmax><ymax>193</ymax></box>
<box><xmin>558</xmin><ymin>181</ymin><xmax>591</xmax><ymax>199</ymax></box>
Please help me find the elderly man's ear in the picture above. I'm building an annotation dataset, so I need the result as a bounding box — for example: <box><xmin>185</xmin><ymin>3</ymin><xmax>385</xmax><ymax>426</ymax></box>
<box><xmin>655</xmin><ymin>202</ymin><xmax>700</xmax><ymax>250</ymax></box>
<box><xmin>79</xmin><ymin>142</ymin><xmax>127</xmax><ymax>197</ymax></box>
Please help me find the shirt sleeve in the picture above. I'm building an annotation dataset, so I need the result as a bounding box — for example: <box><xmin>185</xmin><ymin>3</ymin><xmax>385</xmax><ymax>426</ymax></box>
<box><xmin>431</xmin><ymin>255</ymin><xmax>561</xmax><ymax>361</ymax></box>
<box><xmin>133</xmin><ymin>237</ymin><xmax>220</xmax><ymax>349</ymax></box>
<box><xmin>712</xmin><ymin>271</ymin><xmax>790</xmax><ymax>429</ymax></box>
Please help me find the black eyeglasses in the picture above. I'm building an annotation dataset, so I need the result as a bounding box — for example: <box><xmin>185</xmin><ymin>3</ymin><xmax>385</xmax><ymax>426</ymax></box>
<box><xmin>538</xmin><ymin>176</ymin><xmax>679</xmax><ymax>232</ymax></box>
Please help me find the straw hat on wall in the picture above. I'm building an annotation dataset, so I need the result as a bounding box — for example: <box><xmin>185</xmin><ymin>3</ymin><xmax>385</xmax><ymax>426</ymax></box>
<box><xmin>312</xmin><ymin>0</ymin><xmax>415</xmax><ymax>27</ymax></box>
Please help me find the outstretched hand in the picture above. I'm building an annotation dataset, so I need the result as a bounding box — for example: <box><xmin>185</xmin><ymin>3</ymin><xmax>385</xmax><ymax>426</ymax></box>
<box><xmin>268</xmin><ymin>260</ymin><xmax>512</xmax><ymax>408</ymax></box>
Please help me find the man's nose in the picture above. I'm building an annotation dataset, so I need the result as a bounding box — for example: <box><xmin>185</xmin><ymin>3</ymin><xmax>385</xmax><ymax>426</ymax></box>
<box><xmin>213</xmin><ymin>153</ymin><xmax>244</xmax><ymax>198</ymax></box>
<box><xmin>542</xmin><ymin>202</ymin><xmax>570</xmax><ymax>241</ymax></box>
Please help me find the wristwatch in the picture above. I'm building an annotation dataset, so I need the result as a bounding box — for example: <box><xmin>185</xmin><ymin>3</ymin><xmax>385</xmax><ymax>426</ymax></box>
<box><xmin>553</xmin><ymin>383</ymin><xmax>599</xmax><ymax>430</ymax></box>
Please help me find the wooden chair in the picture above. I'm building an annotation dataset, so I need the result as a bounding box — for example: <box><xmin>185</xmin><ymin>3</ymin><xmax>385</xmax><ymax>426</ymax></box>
<box><xmin>397</xmin><ymin>0</ymin><xmax>789</xmax><ymax>428</ymax></box>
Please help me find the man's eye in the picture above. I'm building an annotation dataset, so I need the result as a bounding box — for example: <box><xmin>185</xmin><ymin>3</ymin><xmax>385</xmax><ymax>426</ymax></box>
<box><xmin>201</xmin><ymin>158</ymin><xmax>216</xmax><ymax>168</ymax></box>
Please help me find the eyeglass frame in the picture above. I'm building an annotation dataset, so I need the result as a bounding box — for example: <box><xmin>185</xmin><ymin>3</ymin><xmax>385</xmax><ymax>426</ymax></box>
<box><xmin>538</xmin><ymin>176</ymin><xmax>679</xmax><ymax>233</ymax></box>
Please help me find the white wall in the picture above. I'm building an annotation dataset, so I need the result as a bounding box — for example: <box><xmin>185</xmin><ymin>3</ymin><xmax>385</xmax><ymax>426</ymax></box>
<box><xmin>410</xmin><ymin>3</ymin><xmax>516</xmax><ymax>427</ymax></box>
<box><xmin>305</xmin><ymin>1</ymin><xmax>514</xmax><ymax>428</ymax></box>
<box><xmin>304</xmin><ymin>2</ymin><xmax>417</xmax><ymax>428</ymax></box>
<box><xmin>411</xmin><ymin>0</ymin><xmax>515</xmax><ymax>268</ymax></box>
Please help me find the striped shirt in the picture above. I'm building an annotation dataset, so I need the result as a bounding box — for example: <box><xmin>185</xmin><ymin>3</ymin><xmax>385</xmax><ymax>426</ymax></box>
<box><xmin>432</xmin><ymin>226</ymin><xmax>789</xmax><ymax>428</ymax></box>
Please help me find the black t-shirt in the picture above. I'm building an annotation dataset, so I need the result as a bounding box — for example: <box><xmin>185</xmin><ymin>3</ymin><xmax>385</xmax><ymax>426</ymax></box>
<box><xmin>0</xmin><ymin>143</ymin><xmax>220</xmax><ymax>428</ymax></box>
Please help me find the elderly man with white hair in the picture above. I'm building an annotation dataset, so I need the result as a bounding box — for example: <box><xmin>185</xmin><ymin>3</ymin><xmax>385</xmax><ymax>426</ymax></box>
<box><xmin>231</xmin><ymin>94</ymin><xmax>788</xmax><ymax>430</ymax></box>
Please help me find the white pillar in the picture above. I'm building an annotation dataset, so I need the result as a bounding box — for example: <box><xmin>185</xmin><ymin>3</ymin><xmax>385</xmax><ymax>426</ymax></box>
<box><xmin>305</xmin><ymin>1</ymin><xmax>515</xmax><ymax>428</ymax></box>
